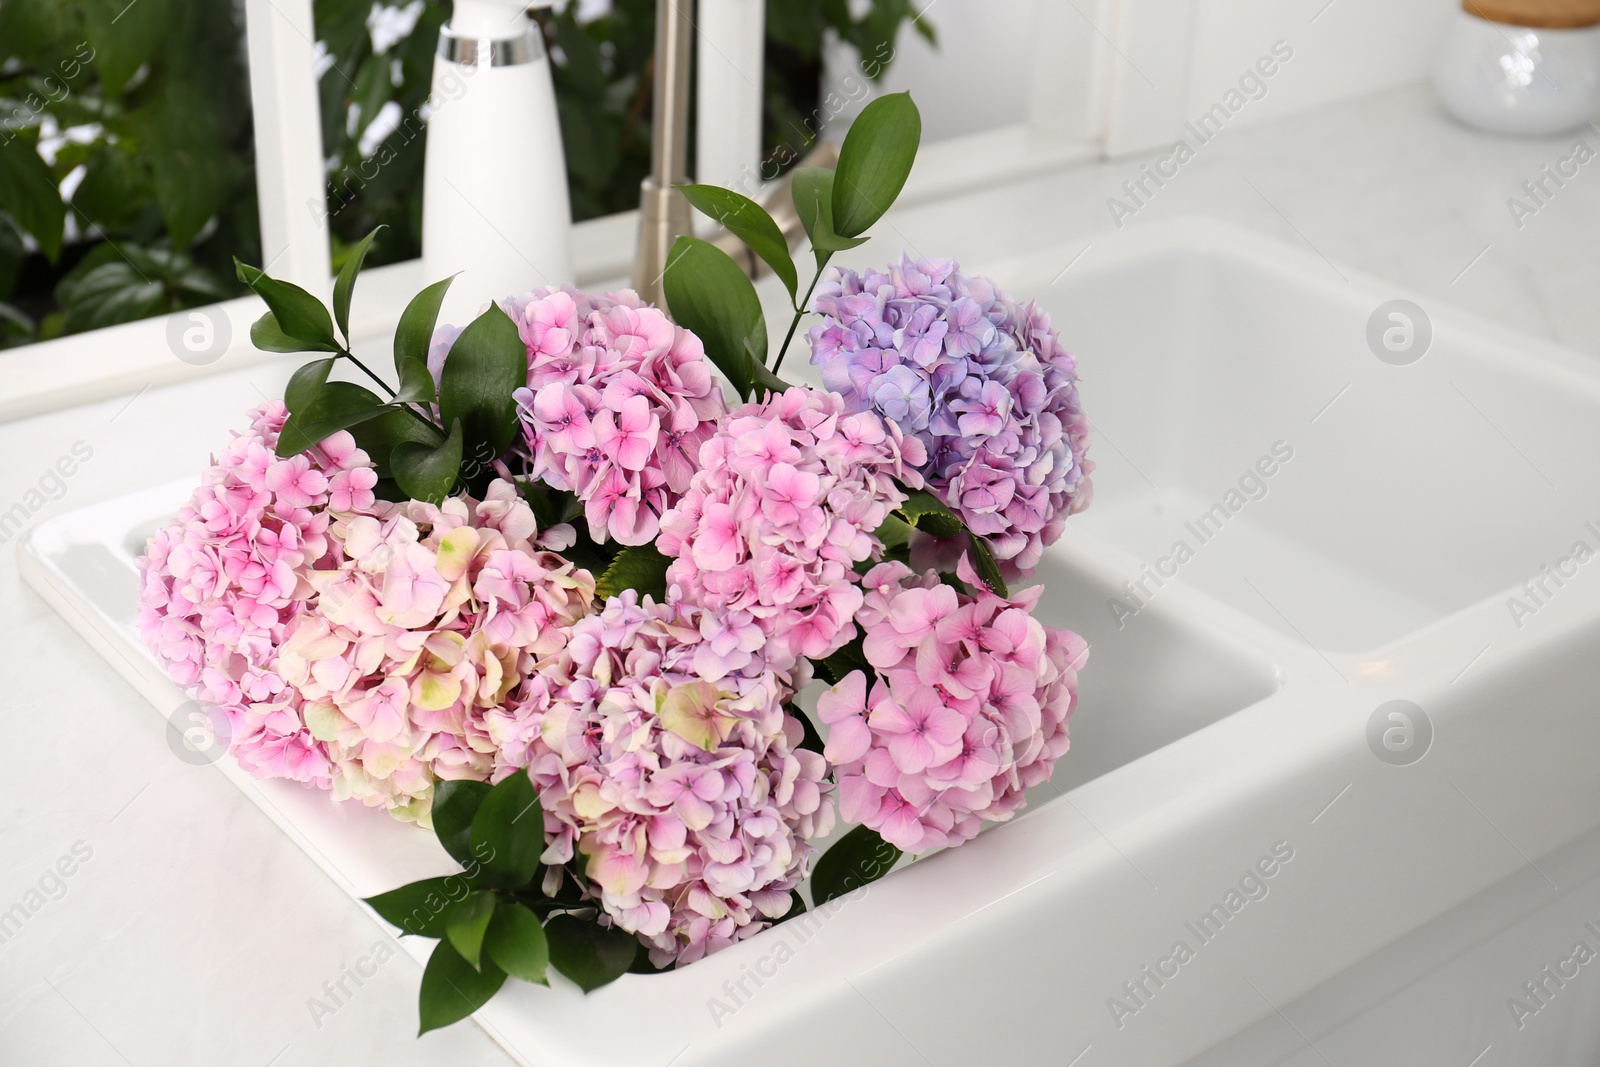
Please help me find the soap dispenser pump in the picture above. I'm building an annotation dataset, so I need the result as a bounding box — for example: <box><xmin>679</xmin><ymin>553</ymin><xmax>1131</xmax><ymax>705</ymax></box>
<box><xmin>422</xmin><ymin>0</ymin><xmax>570</xmax><ymax>323</ymax></box>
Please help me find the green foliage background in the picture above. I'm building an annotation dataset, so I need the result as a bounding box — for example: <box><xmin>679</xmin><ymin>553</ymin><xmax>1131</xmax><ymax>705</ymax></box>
<box><xmin>0</xmin><ymin>0</ymin><xmax>930</xmax><ymax>349</ymax></box>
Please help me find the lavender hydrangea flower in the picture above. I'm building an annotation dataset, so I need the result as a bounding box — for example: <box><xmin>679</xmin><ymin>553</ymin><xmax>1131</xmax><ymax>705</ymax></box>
<box><xmin>808</xmin><ymin>256</ymin><xmax>1093</xmax><ymax>575</ymax></box>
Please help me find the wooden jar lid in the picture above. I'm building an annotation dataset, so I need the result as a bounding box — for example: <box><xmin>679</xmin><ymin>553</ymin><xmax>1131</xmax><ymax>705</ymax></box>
<box><xmin>1465</xmin><ymin>0</ymin><xmax>1600</xmax><ymax>28</ymax></box>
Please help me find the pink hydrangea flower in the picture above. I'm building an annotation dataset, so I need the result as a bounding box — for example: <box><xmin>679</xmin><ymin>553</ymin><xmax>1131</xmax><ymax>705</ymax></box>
<box><xmin>817</xmin><ymin>555</ymin><xmax>1088</xmax><ymax>853</ymax></box>
<box><xmin>490</xmin><ymin>591</ymin><xmax>833</xmax><ymax>967</ymax></box>
<box><xmin>137</xmin><ymin>402</ymin><xmax>379</xmax><ymax>787</ymax></box>
<box><xmin>494</xmin><ymin>286</ymin><xmax>727</xmax><ymax>546</ymax></box>
<box><xmin>656</xmin><ymin>386</ymin><xmax>926</xmax><ymax>675</ymax></box>
<box><xmin>285</xmin><ymin>482</ymin><xmax>596</xmax><ymax>822</ymax></box>
<box><xmin>139</xmin><ymin>401</ymin><xmax>597</xmax><ymax>825</ymax></box>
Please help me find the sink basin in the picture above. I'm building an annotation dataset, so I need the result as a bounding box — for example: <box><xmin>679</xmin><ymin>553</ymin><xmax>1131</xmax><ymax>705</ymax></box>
<box><xmin>1029</xmin><ymin>227</ymin><xmax>1600</xmax><ymax>655</ymax></box>
<box><xmin>23</xmin><ymin>217</ymin><xmax>1600</xmax><ymax>1066</ymax></box>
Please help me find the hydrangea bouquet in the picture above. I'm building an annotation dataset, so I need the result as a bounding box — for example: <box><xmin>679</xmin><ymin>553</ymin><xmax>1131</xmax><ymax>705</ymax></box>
<box><xmin>138</xmin><ymin>93</ymin><xmax>1093</xmax><ymax>1033</ymax></box>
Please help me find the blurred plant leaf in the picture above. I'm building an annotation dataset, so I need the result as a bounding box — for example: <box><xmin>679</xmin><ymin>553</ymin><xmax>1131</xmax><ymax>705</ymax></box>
<box><xmin>82</xmin><ymin>0</ymin><xmax>170</xmax><ymax>97</ymax></box>
<box><xmin>68</xmin><ymin>144</ymin><xmax>149</xmax><ymax>234</ymax></box>
<box><xmin>0</xmin><ymin>138</ymin><xmax>65</xmax><ymax>261</ymax></box>
<box><xmin>0</xmin><ymin>216</ymin><xmax>22</xmax><ymax>298</ymax></box>
<box><xmin>147</xmin><ymin>126</ymin><xmax>228</xmax><ymax>251</ymax></box>
<box><xmin>54</xmin><ymin>260</ymin><xmax>164</xmax><ymax>331</ymax></box>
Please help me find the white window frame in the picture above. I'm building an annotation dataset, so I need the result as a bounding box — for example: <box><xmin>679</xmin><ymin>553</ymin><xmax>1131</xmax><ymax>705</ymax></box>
<box><xmin>1</xmin><ymin>0</ymin><xmax>1111</xmax><ymax>423</ymax></box>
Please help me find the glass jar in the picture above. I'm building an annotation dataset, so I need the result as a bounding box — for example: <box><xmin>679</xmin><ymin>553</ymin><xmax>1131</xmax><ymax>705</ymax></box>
<box><xmin>1433</xmin><ymin>2</ymin><xmax>1600</xmax><ymax>135</ymax></box>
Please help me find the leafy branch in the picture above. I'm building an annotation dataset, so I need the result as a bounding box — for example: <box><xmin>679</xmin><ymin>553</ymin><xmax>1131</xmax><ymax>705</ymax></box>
<box><xmin>365</xmin><ymin>774</ymin><xmax>642</xmax><ymax>1033</ymax></box>
<box><xmin>664</xmin><ymin>92</ymin><xmax>922</xmax><ymax>398</ymax></box>
<box><xmin>236</xmin><ymin>227</ymin><xmax>530</xmax><ymax>507</ymax></box>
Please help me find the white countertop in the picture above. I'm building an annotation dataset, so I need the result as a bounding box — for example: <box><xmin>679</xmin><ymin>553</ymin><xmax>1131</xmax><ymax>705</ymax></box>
<box><xmin>4</xmin><ymin>83</ymin><xmax>1600</xmax><ymax>1066</ymax></box>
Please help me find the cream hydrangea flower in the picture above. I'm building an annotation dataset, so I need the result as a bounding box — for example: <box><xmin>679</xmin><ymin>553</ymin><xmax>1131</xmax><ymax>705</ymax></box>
<box><xmin>283</xmin><ymin>481</ymin><xmax>595</xmax><ymax>823</ymax></box>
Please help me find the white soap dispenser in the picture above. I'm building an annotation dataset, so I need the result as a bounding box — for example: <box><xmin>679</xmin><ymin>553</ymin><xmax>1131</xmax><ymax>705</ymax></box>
<box><xmin>422</xmin><ymin>0</ymin><xmax>571</xmax><ymax>323</ymax></box>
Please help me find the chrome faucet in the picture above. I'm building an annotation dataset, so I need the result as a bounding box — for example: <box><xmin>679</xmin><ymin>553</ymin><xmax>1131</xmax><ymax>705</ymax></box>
<box><xmin>631</xmin><ymin>0</ymin><xmax>695</xmax><ymax>306</ymax></box>
<box><xmin>630</xmin><ymin>0</ymin><xmax>837</xmax><ymax>305</ymax></box>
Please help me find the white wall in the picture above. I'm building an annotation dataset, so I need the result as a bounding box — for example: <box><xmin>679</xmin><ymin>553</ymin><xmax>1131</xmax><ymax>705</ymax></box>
<box><xmin>821</xmin><ymin>0</ymin><xmax>1459</xmax><ymax>160</ymax></box>
<box><xmin>1107</xmin><ymin>0</ymin><xmax>1459</xmax><ymax>156</ymax></box>
<box><xmin>822</xmin><ymin>0</ymin><xmax>1042</xmax><ymax>143</ymax></box>
<box><xmin>1186</xmin><ymin>0</ymin><xmax>1456</xmax><ymax>131</ymax></box>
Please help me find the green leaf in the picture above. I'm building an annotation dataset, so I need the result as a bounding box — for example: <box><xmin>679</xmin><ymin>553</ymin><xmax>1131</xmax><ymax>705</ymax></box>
<box><xmin>277</xmin><ymin>381</ymin><xmax>386</xmax><ymax>457</ymax></box>
<box><xmin>395</xmin><ymin>360</ymin><xmax>437</xmax><ymax>405</ymax></box>
<box><xmin>54</xmin><ymin>261</ymin><xmax>163</xmax><ymax>331</ymax></box>
<box><xmin>446</xmin><ymin>890</ymin><xmax>497</xmax><ymax>970</ymax></box>
<box><xmin>438</xmin><ymin>302</ymin><xmax>525</xmax><ymax>460</ymax></box>
<box><xmin>431</xmin><ymin>779</ymin><xmax>492</xmax><ymax>867</ymax></box>
<box><xmin>544</xmin><ymin>914</ymin><xmax>638</xmax><ymax>993</ymax></box>
<box><xmin>678</xmin><ymin>184</ymin><xmax>798</xmax><ymax>300</ymax></box>
<box><xmin>751</xmin><ymin>359</ymin><xmax>791</xmax><ymax>399</ymax></box>
<box><xmin>418</xmin><ymin>938</ymin><xmax>506</xmax><ymax>1034</ymax></box>
<box><xmin>0</xmin><ymin>139</ymin><xmax>66</xmax><ymax>261</ymax></box>
<box><xmin>787</xmin><ymin>702</ymin><xmax>824</xmax><ymax>754</ymax></box>
<box><xmin>778</xmin><ymin>890</ymin><xmax>807</xmax><ymax>923</ymax></box>
<box><xmin>391</xmin><ymin>417</ymin><xmax>463</xmax><ymax>504</ymax></box>
<box><xmin>68</xmin><ymin>144</ymin><xmax>148</xmax><ymax>234</ymax></box>
<box><xmin>965</xmin><ymin>533</ymin><xmax>1009</xmax><ymax>598</ymax></box>
<box><xmin>790</xmin><ymin>167</ymin><xmax>867</xmax><ymax>269</ymax></box>
<box><xmin>351</xmin><ymin>52</ymin><xmax>394</xmax><ymax>142</ymax></box>
<box><xmin>897</xmin><ymin>489</ymin><xmax>965</xmax><ymax>539</ymax></box>
<box><xmin>146</xmin><ymin>133</ymin><xmax>227</xmax><ymax>252</ymax></box>
<box><xmin>662</xmin><ymin>236</ymin><xmax>766</xmax><ymax>401</ymax></box>
<box><xmin>811</xmin><ymin>824</ymin><xmax>902</xmax><ymax>905</ymax></box>
<box><xmin>334</xmin><ymin>226</ymin><xmax>384</xmax><ymax>343</ymax></box>
<box><xmin>350</xmin><ymin>407</ymin><xmax>444</xmax><ymax>478</ymax></box>
<box><xmin>895</xmin><ymin>489</ymin><xmax>1008</xmax><ymax>596</ymax></box>
<box><xmin>485</xmin><ymin>902</ymin><xmax>550</xmax><ymax>984</ymax></box>
<box><xmin>285</xmin><ymin>359</ymin><xmax>335</xmax><ymax>416</ymax></box>
<box><xmin>0</xmin><ymin>214</ymin><xmax>23</xmax><ymax>298</ymax></box>
<box><xmin>874</xmin><ymin>512</ymin><xmax>914</xmax><ymax>553</ymax></box>
<box><xmin>832</xmin><ymin>92</ymin><xmax>922</xmax><ymax>238</ymax></box>
<box><xmin>594</xmin><ymin>544</ymin><xmax>671</xmax><ymax>601</ymax></box>
<box><xmin>364</xmin><ymin>875</ymin><xmax>474</xmax><ymax>938</ymax></box>
<box><xmin>469</xmin><ymin>770</ymin><xmax>544</xmax><ymax>890</ymax></box>
<box><xmin>83</xmin><ymin>0</ymin><xmax>169</xmax><ymax>97</ymax></box>
<box><xmin>521</xmin><ymin>484</ymin><xmax>577</xmax><ymax>531</ymax></box>
<box><xmin>250</xmin><ymin>313</ymin><xmax>314</xmax><ymax>354</ymax></box>
<box><xmin>817</xmin><ymin>636</ymin><xmax>872</xmax><ymax>688</ymax></box>
<box><xmin>235</xmin><ymin>259</ymin><xmax>339</xmax><ymax>351</ymax></box>
<box><xmin>395</xmin><ymin>274</ymin><xmax>456</xmax><ymax>383</ymax></box>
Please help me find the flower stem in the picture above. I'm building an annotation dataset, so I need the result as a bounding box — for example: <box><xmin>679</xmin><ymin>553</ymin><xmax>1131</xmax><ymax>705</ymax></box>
<box><xmin>772</xmin><ymin>260</ymin><xmax>828</xmax><ymax>374</ymax></box>
<box><xmin>341</xmin><ymin>350</ymin><xmax>394</xmax><ymax>398</ymax></box>
<box><xmin>341</xmin><ymin>349</ymin><xmax>443</xmax><ymax>434</ymax></box>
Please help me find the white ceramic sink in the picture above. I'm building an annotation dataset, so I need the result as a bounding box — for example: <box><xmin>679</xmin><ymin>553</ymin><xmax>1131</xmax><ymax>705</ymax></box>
<box><xmin>23</xmin><ymin>217</ymin><xmax>1600</xmax><ymax>1066</ymax></box>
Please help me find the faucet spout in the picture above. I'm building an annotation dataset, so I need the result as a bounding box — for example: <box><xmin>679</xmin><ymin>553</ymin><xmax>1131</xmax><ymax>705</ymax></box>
<box><xmin>632</xmin><ymin>0</ymin><xmax>696</xmax><ymax>307</ymax></box>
